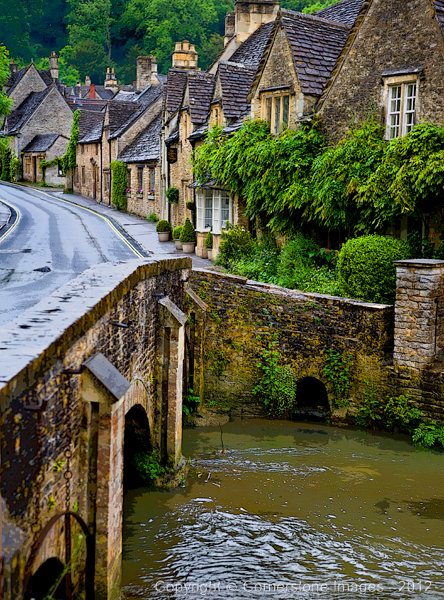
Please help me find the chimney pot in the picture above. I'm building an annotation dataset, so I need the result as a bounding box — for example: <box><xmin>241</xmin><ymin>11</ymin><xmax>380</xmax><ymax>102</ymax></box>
<box><xmin>172</xmin><ymin>40</ymin><xmax>199</xmax><ymax>70</ymax></box>
<box><xmin>85</xmin><ymin>75</ymin><xmax>91</xmax><ymax>86</ymax></box>
<box><xmin>175</xmin><ymin>42</ymin><xmax>182</xmax><ymax>52</ymax></box>
<box><xmin>90</xmin><ymin>83</ymin><xmax>95</xmax><ymax>99</ymax></box>
<box><xmin>49</xmin><ymin>51</ymin><xmax>59</xmax><ymax>81</ymax></box>
<box><xmin>10</xmin><ymin>60</ymin><xmax>18</xmax><ymax>75</ymax></box>
<box><xmin>182</xmin><ymin>40</ymin><xmax>190</xmax><ymax>51</ymax></box>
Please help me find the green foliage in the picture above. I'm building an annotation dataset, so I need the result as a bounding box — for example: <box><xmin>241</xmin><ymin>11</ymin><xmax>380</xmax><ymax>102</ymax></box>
<box><xmin>193</xmin><ymin>119</ymin><xmax>324</xmax><ymax>234</ymax></box>
<box><xmin>253</xmin><ymin>335</ymin><xmax>296</xmax><ymax>416</ymax></box>
<box><xmin>173</xmin><ymin>225</ymin><xmax>183</xmax><ymax>239</ymax></box>
<box><xmin>302</xmin><ymin>0</ymin><xmax>340</xmax><ymax>13</ymax></box>
<box><xmin>35</xmin><ymin>54</ymin><xmax>80</xmax><ymax>86</ymax></box>
<box><xmin>39</xmin><ymin>157</ymin><xmax>60</xmax><ymax>183</ymax></box>
<box><xmin>166</xmin><ymin>186</ymin><xmax>179</xmax><ymax>203</ymax></box>
<box><xmin>205</xmin><ymin>231</ymin><xmax>213</xmax><ymax>249</ymax></box>
<box><xmin>337</xmin><ymin>234</ymin><xmax>411</xmax><ymax>304</ymax></box>
<box><xmin>206</xmin><ymin>347</ymin><xmax>229</xmax><ymax>377</ymax></box>
<box><xmin>183</xmin><ymin>388</ymin><xmax>200</xmax><ymax>416</ymax></box>
<box><xmin>0</xmin><ymin>46</ymin><xmax>13</xmax><ymax>119</ymax></box>
<box><xmin>147</xmin><ymin>212</ymin><xmax>159</xmax><ymax>222</ymax></box>
<box><xmin>133</xmin><ymin>450</ymin><xmax>165</xmax><ymax>484</ymax></box>
<box><xmin>110</xmin><ymin>160</ymin><xmax>127</xmax><ymax>210</ymax></box>
<box><xmin>0</xmin><ymin>140</ymin><xmax>11</xmax><ymax>181</ymax></box>
<box><xmin>323</xmin><ymin>348</ymin><xmax>352</xmax><ymax>408</ymax></box>
<box><xmin>7</xmin><ymin>151</ymin><xmax>21</xmax><ymax>182</ymax></box>
<box><xmin>412</xmin><ymin>422</ymin><xmax>444</xmax><ymax>448</ymax></box>
<box><xmin>60</xmin><ymin>109</ymin><xmax>80</xmax><ymax>176</ymax></box>
<box><xmin>179</xmin><ymin>217</ymin><xmax>196</xmax><ymax>243</ymax></box>
<box><xmin>156</xmin><ymin>219</ymin><xmax>172</xmax><ymax>232</ymax></box>
<box><xmin>217</xmin><ymin>224</ymin><xmax>253</xmax><ymax>262</ymax></box>
<box><xmin>356</xmin><ymin>383</ymin><xmax>422</xmax><ymax>434</ymax></box>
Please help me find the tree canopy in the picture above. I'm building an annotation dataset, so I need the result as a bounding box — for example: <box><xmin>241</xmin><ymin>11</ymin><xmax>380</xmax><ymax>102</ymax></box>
<box><xmin>0</xmin><ymin>0</ymin><xmax>341</xmax><ymax>83</ymax></box>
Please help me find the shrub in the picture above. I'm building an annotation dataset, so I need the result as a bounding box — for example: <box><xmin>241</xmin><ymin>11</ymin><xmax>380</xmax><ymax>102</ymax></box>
<box><xmin>133</xmin><ymin>450</ymin><xmax>165</xmax><ymax>484</ymax></box>
<box><xmin>205</xmin><ymin>231</ymin><xmax>213</xmax><ymax>249</ymax></box>
<box><xmin>186</xmin><ymin>201</ymin><xmax>195</xmax><ymax>210</ymax></box>
<box><xmin>156</xmin><ymin>219</ymin><xmax>172</xmax><ymax>233</ymax></box>
<box><xmin>147</xmin><ymin>213</ymin><xmax>159</xmax><ymax>222</ymax></box>
<box><xmin>218</xmin><ymin>224</ymin><xmax>253</xmax><ymax>264</ymax></box>
<box><xmin>166</xmin><ymin>186</ymin><xmax>179</xmax><ymax>204</ymax></box>
<box><xmin>179</xmin><ymin>217</ymin><xmax>196</xmax><ymax>243</ymax></box>
<box><xmin>412</xmin><ymin>422</ymin><xmax>444</xmax><ymax>448</ymax></box>
<box><xmin>173</xmin><ymin>225</ymin><xmax>183</xmax><ymax>239</ymax></box>
<box><xmin>110</xmin><ymin>160</ymin><xmax>127</xmax><ymax>210</ymax></box>
<box><xmin>183</xmin><ymin>389</ymin><xmax>200</xmax><ymax>416</ymax></box>
<box><xmin>337</xmin><ymin>235</ymin><xmax>411</xmax><ymax>304</ymax></box>
<box><xmin>226</xmin><ymin>236</ymin><xmax>280</xmax><ymax>283</ymax></box>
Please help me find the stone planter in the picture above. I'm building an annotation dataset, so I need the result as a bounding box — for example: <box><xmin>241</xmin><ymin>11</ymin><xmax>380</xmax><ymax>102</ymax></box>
<box><xmin>136</xmin><ymin>193</ymin><xmax>143</xmax><ymax>199</ymax></box>
<box><xmin>147</xmin><ymin>194</ymin><xmax>155</xmax><ymax>200</ymax></box>
<box><xmin>158</xmin><ymin>232</ymin><xmax>170</xmax><ymax>242</ymax></box>
<box><xmin>210</xmin><ymin>249</ymin><xmax>217</xmax><ymax>262</ymax></box>
<box><xmin>174</xmin><ymin>239</ymin><xmax>183</xmax><ymax>250</ymax></box>
<box><xmin>182</xmin><ymin>242</ymin><xmax>196</xmax><ymax>254</ymax></box>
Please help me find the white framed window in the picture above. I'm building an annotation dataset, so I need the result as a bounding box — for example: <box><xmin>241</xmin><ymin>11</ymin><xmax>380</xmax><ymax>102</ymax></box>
<box><xmin>196</xmin><ymin>189</ymin><xmax>232</xmax><ymax>234</ymax></box>
<box><xmin>262</xmin><ymin>94</ymin><xmax>290</xmax><ymax>134</ymax></box>
<box><xmin>386</xmin><ymin>80</ymin><xmax>417</xmax><ymax>139</ymax></box>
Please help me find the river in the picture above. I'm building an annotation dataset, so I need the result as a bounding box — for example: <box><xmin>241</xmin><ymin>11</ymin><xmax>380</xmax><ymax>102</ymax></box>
<box><xmin>122</xmin><ymin>420</ymin><xmax>444</xmax><ymax>599</ymax></box>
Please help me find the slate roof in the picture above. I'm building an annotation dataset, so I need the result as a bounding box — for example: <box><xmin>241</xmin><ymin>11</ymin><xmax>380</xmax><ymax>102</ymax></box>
<box><xmin>433</xmin><ymin>0</ymin><xmax>444</xmax><ymax>35</ymax></box>
<box><xmin>6</xmin><ymin>87</ymin><xmax>52</xmax><ymax>132</ymax></box>
<box><xmin>22</xmin><ymin>134</ymin><xmax>60</xmax><ymax>153</ymax></box>
<box><xmin>187</xmin><ymin>71</ymin><xmax>215</xmax><ymax>124</ymax></box>
<box><xmin>109</xmin><ymin>83</ymin><xmax>165</xmax><ymax>139</ymax></box>
<box><xmin>218</xmin><ymin>61</ymin><xmax>256</xmax><ymax>118</ymax></box>
<box><xmin>315</xmin><ymin>0</ymin><xmax>365</xmax><ymax>25</ymax></box>
<box><xmin>6</xmin><ymin>65</ymin><xmax>55</xmax><ymax>95</ymax></box>
<box><xmin>78</xmin><ymin>109</ymin><xmax>104</xmax><ymax>140</ymax></box>
<box><xmin>117</xmin><ymin>113</ymin><xmax>162</xmax><ymax>162</ymax></box>
<box><xmin>79</xmin><ymin>118</ymin><xmax>104</xmax><ymax>144</ymax></box>
<box><xmin>166</xmin><ymin>70</ymin><xmax>188</xmax><ymax>115</ymax></box>
<box><xmin>281</xmin><ymin>9</ymin><xmax>351</xmax><ymax>96</ymax></box>
<box><xmin>165</xmin><ymin>126</ymin><xmax>179</xmax><ymax>145</ymax></box>
<box><xmin>230</xmin><ymin>21</ymin><xmax>275</xmax><ymax>68</ymax></box>
<box><xmin>108</xmin><ymin>101</ymin><xmax>141</xmax><ymax>136</ymax></box>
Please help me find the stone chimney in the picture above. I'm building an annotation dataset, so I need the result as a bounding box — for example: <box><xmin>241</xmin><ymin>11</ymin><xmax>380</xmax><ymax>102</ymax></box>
<box><xmin>234</xmin><ymin>0</ymin><xmax>280</xmax><ymax>44</ymax></box>
<box><xmin>90</xmin><ymin>83</ymin><xmax>95</xmax><ymax>99</ymax></box>
<box><xmin>9</xmin><ymin>61</ymin><xmax>18</xmax><ymax>76</ymax></box>
<box><xmin>104</xmin><ymin>67</ymin><xmax>118</xmax><ymax>90</ymax></box>
<box><xmin>225</xmin><ymin>12</ymin><xmax>235</xmax><ymax>46</ymax></box>
<box><xmin>49</xmin><ymin>51</ymin><xmax>59</xmax><ymax>80</ymax></box>
<box><xmin>136</xmin><ymin>55</ymin><xmax>158</xmax><ymax>92</ymax></box>
<box><xmin>172</xmin><ymin>41</ymin><xmax>199</xmax><ymax>70</ymax></box>
<box><xmin>85</xmin><ymin>75</ymin><xmax>91</xmax><ymax>87</ymax></box>
<box><xmin>75</xmin><ymin>81</ymin><xmax>81</xmax><ymax>97</ymax></box>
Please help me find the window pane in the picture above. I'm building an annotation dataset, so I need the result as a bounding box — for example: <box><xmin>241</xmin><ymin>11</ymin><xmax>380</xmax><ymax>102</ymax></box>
<box><xmin>274</xmin><ymin>97</ymin><xmax>281</xmax><ymax>134</ymax></box>
<box><xmin>404</xmin><ymin>83</ymin><xmax>417</xmax><ymax>134</ymax></box>
<box><xmin>205</xmin><ymin>190</ymin><xmax>212</xmax><ymax>229</ymax></box>
<box><xmin>221</xmin><ymin>192</ymin><xmax>230</xmax><ymax>228</ymax></box>
<box><xmin>388</xmin><ymin>86</ymin><xmax>402</xmax><ymax>139</ymax></box>
<box><xmin>283</xmin><ymin>96</ymin><xmax>289</xmax><ymax>126</ymax></box>
<box><xmin>197</xmin><ymin>191</ymin><xmax>204</xmax><ymax>230</ymax></box>
<box><xmin>266</xmin><ymin>97</ymin><xmax>272</xmax><ymax>125</ymax></box>
<box><xmin>150</xmin><ymin>168</ymin><xmax>155</xmax><ymax>190</ymax></box>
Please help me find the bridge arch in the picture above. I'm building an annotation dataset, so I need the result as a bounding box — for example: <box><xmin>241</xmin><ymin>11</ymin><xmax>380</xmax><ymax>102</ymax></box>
<box><xmin>124</xmin><ymin>403</ymin><xmax>153</xmax><ymax>489</ymax></box>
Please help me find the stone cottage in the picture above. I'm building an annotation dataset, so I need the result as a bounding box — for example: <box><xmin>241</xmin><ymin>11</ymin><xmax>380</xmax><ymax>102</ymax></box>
<box><xmin>317</xmin><ymin>0</ymin><xmax>444</xmax><ymax>239</ymax></box>
<box><xmin>22</xmin><ymin>134</ymin><xmax>69</xmax><ymax>185</ymax></box>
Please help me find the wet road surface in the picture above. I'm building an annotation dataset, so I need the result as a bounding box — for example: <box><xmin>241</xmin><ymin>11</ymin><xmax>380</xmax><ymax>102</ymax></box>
<box><xmin>0</xmin><ymin>182</ymin><xmax>145</xmax><ymax>324</ymax></box>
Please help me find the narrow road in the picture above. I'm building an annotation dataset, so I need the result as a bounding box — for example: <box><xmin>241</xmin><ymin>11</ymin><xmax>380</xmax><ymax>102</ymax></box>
<box><xmin>0</xmin><ymin>182</ymin><xmax>147</xmax><ymax>324</ymax></box>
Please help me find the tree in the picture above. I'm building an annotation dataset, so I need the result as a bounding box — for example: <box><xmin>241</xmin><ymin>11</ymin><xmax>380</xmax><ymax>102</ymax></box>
<box><xmin>35</xmin><ymin>55</ymin><xmax>80</xmax><ymax>86</ymax></box>
<box><xmin>69</xmin><ymin>39</ymin><xmax>110</xmax><ymax>83</ymax></box>
<box><xmin>0</xmin><ymin>46</ymin><xmax>13</xmax><ymax>119</ymax></box>
<box><xmin>67</xmin><ymin>0</ymin><xmax>113</xmax><ymax>59</ymax></box>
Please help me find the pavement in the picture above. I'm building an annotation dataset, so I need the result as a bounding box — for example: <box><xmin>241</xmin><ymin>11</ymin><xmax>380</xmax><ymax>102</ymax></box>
<box><xmin>49</xmin><ymin>189</ymin><xmax>213</xmax><ymax>269</ymax></box>
<box><xmin>0</xmin><ymin>201</ymin><xmax>11</xmax><ymax>230</ymax></box>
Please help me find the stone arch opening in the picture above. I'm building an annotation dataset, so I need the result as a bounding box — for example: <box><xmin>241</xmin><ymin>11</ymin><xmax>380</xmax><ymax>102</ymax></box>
<box><xmin>293</xmin><ymin>377</ymin><xmax>330</xmax><ymax>420</ymax></box>
<box><xmin>25</xmin><ymin>558</ymin><xmax>68</xmax><ymax>600</ymax></box>
<box><xmin>124</xmin><ymin>403</ymin><xmax>152</xmax><ymax>489</ymax></box>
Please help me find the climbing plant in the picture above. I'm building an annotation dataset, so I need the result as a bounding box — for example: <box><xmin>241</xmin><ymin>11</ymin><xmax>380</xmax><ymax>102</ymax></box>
<box><xmin>60</xmin><ymin>109</ymin><xmax>80</xmax><ymax>175</ymax></box>
<box><xmin>0</xmin><ymin>140</ymin><xmax>11</xmax><ymax>181</ymax></box>
<box><xmin>253</xmin><ymin>335</ymin><xmax>296</xmax><ymax>416</ymax></box>
<box><xmin>39</xmin><ymin>157</ymin><xmax>60</xmax><ymax>183</ymax></box>
<box><xmin>8</xmin><ymin>151</ymin><xmax>21</xmax><ymax>182</ymax></box>
<box><xmin>110</xmin><ymin>160</ymin><xmax>128</xmax><ymax>210</ymax></box>
<box><xmin>323</xmin><ymin>348</ymin><xmax>353</xmax><ymax>408</ymax></box>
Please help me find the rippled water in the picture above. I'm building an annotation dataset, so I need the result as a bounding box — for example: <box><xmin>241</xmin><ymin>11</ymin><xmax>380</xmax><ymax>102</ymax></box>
<box><xmin>122</xmin><ymin>420</ymin><xmax>444</xmax><ymax>599</ymax></box>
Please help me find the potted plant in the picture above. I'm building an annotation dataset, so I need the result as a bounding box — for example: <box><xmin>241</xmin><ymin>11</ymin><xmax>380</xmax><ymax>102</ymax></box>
<box><xmin>205</xmin><ymin>230</ymin><xmax>213</xmax><ymax>260</ymax></box>
<box><xmin>179</xmin><ymin>217</ymin><xmax>196</xmax><ymax>253</ymax></box>
<box><xmin>186</xmin><ymin>200</ymin><xmax>195</xmax><ymax>211</ymax></box>
<box><xmin>136</xmin><ymin>188</ymin><xmax>143</xmax><ymax>199</ymax></box>
<box><xmin>147</xmin><ymin>189</ymin><xmax>155</xmax><ymax>200</ymax></box>
<box><xmin>126</xmin><ymin>188</ymin><xmax>131</xmax><ymax>197</ymax></box>
<box><xmin>173</xmin><ymin>225</ymin><xmax>183</xmax><ymax>250</ymax></box>
<box><xmin>166</xmin><ymin>186</ymin><xmax>179</xmax><ymax>204</ymax></box>
<box><xmin>156</xmin><ymin>219</ymin><xmax>172</xmax><ymax>241</ymax></box>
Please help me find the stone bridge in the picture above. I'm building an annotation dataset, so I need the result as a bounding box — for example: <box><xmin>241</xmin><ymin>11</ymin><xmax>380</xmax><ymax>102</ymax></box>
<box><xmin>1</xmin><ymin>256</ymin><xmax>444</xmax><ymax>600</ymax></box>
<box><xmin>0</xmin><ymin>256</ymin><xmax>209</xmax><ymax>600</ymax></box>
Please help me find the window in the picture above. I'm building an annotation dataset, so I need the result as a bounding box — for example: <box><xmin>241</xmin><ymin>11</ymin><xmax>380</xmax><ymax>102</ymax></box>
<box><xmin>58</xmin><ymin>161</ymin><xmax>64</xmax><ymax>177</ymax></box>
<box><xmin>127</xmin><ymin>169</ymin><xmax>131</xmax><ymax>188</ymax></box>
<box><xmin>81</xmin><ymin>145</ymin><xmax>84</xmax><ymax>154</ymax></box>
<box><xmin>149</xmin><ymin>167</ymin><xmax>155</xmax><ymax>192</ymax></box>
<box><xmin>263</xmin><ymin>95</ymin><xmax>290</xmax><ymax>134</ymax></box>
<box><xmin>95</xmin><ymin>143</ymin><xmax>98</xmax><ymax>155</ymax></box>
<box><xmin>81</xmin><ymin>166</ymin><xmax>85</xmax><ymax>184</ymax></box>
<box><xmin>386</xmin><ymin>81</ymin><xmax>417</xmax><ymax>139</ymax></box>
<box><xmin>196</xmin><ymin>189</ymin><xmax>232</xmax><ymax>234</ymax></box>
<box><xmin>137</xmin><ymin>166</ymin><xmax>143</xmax><ymax>190</ymax></box>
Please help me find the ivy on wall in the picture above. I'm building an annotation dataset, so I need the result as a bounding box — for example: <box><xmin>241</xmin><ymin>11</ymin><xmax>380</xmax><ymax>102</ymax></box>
<box><xmin>110</xmin><ymin>160</ymin><xmax>127</xmax><ymax>210</ymax></box>
<box><xmin>0</xmin><ymin>140</ymin><xmax>11</xmax><ymax>181</ymax></box>
<box><xmin>39</xmin><ymin>157</ymin><xmax>60</xmax><ymax>183</ymax></box>
<box><xmin>193</xmin><ymin>117</ymin><xmax>444</xmax><ymax>238</ymax></box>
<box><xmin>60</xmin><ymin>109</ymin><xmax>80</xmax><ymax>175</ymax></box>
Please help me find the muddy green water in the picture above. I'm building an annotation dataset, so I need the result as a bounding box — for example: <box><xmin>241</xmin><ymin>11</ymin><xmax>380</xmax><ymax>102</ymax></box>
<box><xmin>122</xmin><ymin>420</ymin><xmax>444</xmax><ymax>599</ymax></box>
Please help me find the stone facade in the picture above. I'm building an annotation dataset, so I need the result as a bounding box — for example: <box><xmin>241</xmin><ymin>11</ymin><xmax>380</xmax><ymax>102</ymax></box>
<box><xmin>126</xmin><ymin>162</ymin><xmax>160</xmax><ymax>218</ymax></box>
<box><xmin>74</xmin><ymin>141</ymin><xmax>102</xmax><ymax>199</ymax></box>
<box><xmin>7</xmin><ymin>64</ymin><xmax>48</xmax><ymax>110</ymax></box>
<box><xmin>0</xmin><ymin>257</ymin><xmax>192</xmax><ymax>600</ymax></box>
<box><xmin>22</xmin><ymin>135</ymin><xmax>69</xmax><ymax>185</ymax></box>
<box><xmin>319</xmin><ymin>0</ymin><xmax>444</xmax><ymax>143</ymax></box>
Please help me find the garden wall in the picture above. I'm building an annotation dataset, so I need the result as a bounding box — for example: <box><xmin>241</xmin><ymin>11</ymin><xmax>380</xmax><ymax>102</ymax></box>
<box><xmin>188</xmin><ymin>269</ymin><xmax>395</xmax><ymax>419</ymax></box>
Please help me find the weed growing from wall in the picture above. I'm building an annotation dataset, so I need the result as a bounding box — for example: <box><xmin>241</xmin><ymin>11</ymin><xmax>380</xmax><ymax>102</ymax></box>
<box><xmin>133</xmin><ymin>450</ymin><xmax>165</xmax><ymax>484</ymax></box>
<box><xmin>323</xmin><ymin>348</ymin><xmax>352</xmax><ymax>408</ymax></box>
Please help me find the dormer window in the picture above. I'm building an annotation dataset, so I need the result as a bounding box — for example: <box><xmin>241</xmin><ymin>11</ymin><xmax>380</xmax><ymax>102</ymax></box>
<box><xmin>262</xmin><ymin>94</ymin><xmax>290</xmax><ymax>134</ymax></box>
<box><xmin>384</xmin><ymin>73</ymin><xmax>419</xmax><ymax>140</ymax></box>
